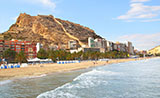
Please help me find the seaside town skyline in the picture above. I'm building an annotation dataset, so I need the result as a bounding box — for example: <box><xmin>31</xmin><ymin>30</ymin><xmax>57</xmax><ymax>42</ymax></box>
<box><xmin>1</xmin><ymin>1</ymin><xmax>160</xmax><ymax>98</ymax></box>
<box><xmin>0</xmin><ymin>0</ymin><xmax>160</xmax><ymax>50</ymax></box>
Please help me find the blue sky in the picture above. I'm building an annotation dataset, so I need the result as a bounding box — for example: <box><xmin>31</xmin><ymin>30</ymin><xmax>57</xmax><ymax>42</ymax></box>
<box><xmin>0</xmin><ymin>0</ymin><xmax>160</xmax><ymax>50</ymax></box>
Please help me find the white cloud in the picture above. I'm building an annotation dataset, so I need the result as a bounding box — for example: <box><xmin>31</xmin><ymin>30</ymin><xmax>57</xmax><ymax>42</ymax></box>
<box><xmin>118</xmin><ymin>33</ymin><xmax>160</xmax><ymax>50</ymax></box>
<box><xmin>117</xmin><ymin>0</ymin><xmax>160</xmax><ymax>22</ymax></box>
<box><xmin>131</xmin><ymin>0</ymin><xmax>150</xmax><ymax>3</ymax></box>
<box><xmin>126</xmin><ymin>20</ymin><xmax>135</xmax><ymax>22</ymax></box>
<box><xmin>117</xmin><ymin>3</ymin><xmax>160</xmax><ymax>20</ymax></box>
<box><xmin>22</xmin><ymin>0</ymin><xmax>56</xmax><ymax>11</ymax></box>
<box><xmin>39</xmin><ymin>0</ymin><xmax>56</xmax><ymax>10</ymax></box>
<box><xmin>141</xmin><ymin>18</ymin><xmax>160</xmax><ymax>22</ymax></box>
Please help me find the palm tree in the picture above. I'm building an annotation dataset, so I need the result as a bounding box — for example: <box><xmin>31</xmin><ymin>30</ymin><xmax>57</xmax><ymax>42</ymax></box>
<box><xmin>3</xmin><ymin>49</ymin><xmax>17</xmax><ymax>63</ymax></box>
<box><xmin>37</xmin><ymin>48</ymin><xmax>48</xmax><ymax>59</ymax></box>
<box><xmin>15</xmin><ymin>51</ymin><xmax>27</xmax><ymax>65</ymax></box>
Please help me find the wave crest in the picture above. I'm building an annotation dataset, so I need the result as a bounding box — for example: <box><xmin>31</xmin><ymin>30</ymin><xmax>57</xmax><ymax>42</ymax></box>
<box><xmin>37</xmin><ymin>69</ymin><xmax>120</xmax><ymax>98</ymax></box>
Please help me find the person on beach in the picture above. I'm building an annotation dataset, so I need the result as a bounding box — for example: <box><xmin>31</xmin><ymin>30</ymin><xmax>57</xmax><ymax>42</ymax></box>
<box><xmin>106</xmin><ymin>60</ymin><xmax>109</xmax><ymax>63</ymax></box>
<box><xmin>93</xmin><ymin>61</ymin><xmax>96</xmax><ymax>65</ymax></box>
<box><xmin>95</xmin><ymin>60</ymin><xmax>98</xmax><ymax>64</ymax></box>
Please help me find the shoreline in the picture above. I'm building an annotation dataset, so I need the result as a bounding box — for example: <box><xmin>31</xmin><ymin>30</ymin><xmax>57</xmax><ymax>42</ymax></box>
<box><xmin>0</xmin><ymin>57</ymin><xmax>156</xmax><ymax>81</ymax></box>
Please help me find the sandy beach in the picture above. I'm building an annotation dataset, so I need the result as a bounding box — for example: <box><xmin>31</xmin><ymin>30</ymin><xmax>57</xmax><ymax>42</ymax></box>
<box><xmin>0</xmin><ymin>58</ymin><xmax>151</xmax><ymax>81</ymax></box>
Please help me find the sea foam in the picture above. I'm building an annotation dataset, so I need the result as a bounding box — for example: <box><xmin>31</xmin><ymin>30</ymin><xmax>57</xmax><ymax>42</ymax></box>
<box><xmin>37</xmin><ymin>69</ymin><xmax>120</xmax><ymax>98</ymax></box>
<box><xmin>0</xmin><ymin>80</ymin><xmax>12</xmax><ymax>86</ymax></box>
<box><xmin>22</xmin><ymin>74</ymin><xmax>47</xmax><ymax>79</ymax></box>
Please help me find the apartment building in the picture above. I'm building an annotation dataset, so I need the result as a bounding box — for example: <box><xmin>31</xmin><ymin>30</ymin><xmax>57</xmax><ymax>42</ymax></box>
<box><xmin>0</xmin><ymin>39</ymin><xmax>37</xmax><ymax>59</ymax></box>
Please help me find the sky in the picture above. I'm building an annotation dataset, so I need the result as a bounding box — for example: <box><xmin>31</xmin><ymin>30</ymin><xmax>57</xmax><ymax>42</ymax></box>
<box><xmin>0</xmin><ymin>0</ymin><xmax>160</xmax><ymax>50</ymax></box>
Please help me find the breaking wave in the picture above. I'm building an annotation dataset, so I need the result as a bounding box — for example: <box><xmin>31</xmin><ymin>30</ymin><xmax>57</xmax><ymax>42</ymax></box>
<box><xmin>37</xmin><ymin>69</ymin><xmax>120</xmax><ymax>98</ymax></box>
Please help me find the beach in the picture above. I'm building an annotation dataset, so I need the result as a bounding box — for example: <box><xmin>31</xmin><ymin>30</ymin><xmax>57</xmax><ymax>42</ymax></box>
<box><xmin>0</xmin><ymin>57</ymin><xmax>150</xmax><ymax>81</ymax></box>
<box><xmin>0</xmin><ymin>57</ymin><xmax>160</xmax><ymax>98</ymax></box>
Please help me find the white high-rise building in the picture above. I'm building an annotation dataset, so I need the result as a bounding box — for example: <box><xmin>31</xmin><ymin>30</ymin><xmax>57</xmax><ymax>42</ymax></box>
<box><xmin>88</xmin><ymin>37</ymin><xmax>95</xmax><ymax>48</ymax></box>
<box><xmin>36</xmin><ymin>43</ymin><xmax>42</xmax><ymax>53</ymax></box>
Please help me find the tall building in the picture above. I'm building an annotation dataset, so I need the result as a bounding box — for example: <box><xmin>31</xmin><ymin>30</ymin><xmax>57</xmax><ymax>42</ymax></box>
<box><xmin>114</xmin><ymin>42</ymin><xmax>128</xmax><ymax>52</ymax></box>
<box><xmin>94</xmin><ymin>38</ymin><xmax>107</xmax><ymax>48</ymax></box>
<box><xmin>94</xmin><ymin>38</ymin><xmax>102</xmax><ymax>48</ymax></box>
<box><xmin>119</xmin><ymin>43</ymin><xmax>127</xmax><ymax>52</ymax></box>
<box><xmin>88</xmin><ymin>37</ymin><xmax>95</xmax><ymax>48</ymax></box>
<box><xmin>127</xmin><ymin>41</ymin><xmax>134</xmax><ymax>55</ymax></box>
<box><xmin>101</xmin><ymin>39</ymin><xmax>107</xmax><ymax>49</ymax></box>
<box><xmin>36</xmin><ymin>43</ymin><xmax>43</xmax><ymax>53</ymax></box>
<box><xmin>106</xmin><ymin>41</ymin><xmax>113</xmax><ymax>51</ymax></box>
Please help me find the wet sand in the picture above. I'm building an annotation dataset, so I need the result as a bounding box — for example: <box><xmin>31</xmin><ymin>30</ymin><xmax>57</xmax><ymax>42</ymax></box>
<box><xmin>0</xmin><ymin>58</ymin><xmax>151</xmax><ymax>81</ymax></box>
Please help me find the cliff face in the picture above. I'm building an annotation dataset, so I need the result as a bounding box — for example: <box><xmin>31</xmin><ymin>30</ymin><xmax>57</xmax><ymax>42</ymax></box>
<box><xmin>3</xmin><ymin>13</ymin><xmax>101</xmax><ymax>48</ymax></box>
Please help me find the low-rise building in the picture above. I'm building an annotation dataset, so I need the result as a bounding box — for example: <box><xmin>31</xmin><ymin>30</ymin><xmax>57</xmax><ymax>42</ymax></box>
<box><xmin>78</xmin><ymin>47</ymin><xmax>100</xmax><ymax>52</ymax></box>
<box><xmin>0</xmin><ymin>34</ymin><xmax>4</xmax><ymax>40</ymax></box>
<box><xmin>68</xmin><ymin>40</ymin><xmax>78</xmax><ymax>49</ymax></box>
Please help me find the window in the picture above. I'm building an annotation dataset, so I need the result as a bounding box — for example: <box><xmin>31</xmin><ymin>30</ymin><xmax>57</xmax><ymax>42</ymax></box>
<box><xmin>28</xmin><ymin>48</ymin><xmax>33</xmax><ymax>52</ymax></box>
<box><xmin>16</xmin><ymin>45</ymin><xmax>20</xmax><ymax>47</ymax></box>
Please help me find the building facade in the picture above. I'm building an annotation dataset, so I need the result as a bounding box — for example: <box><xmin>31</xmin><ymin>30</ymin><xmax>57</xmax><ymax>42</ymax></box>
<box><xmin>88</xmin><ymin>37</ymin><xmax>107</xmax><ymax>53</ymax></box>
<box><xmin>0</xmin><ymin>39</ymin><xmax>37</xmax><ymax>59</ymax></box>
<box><xmin>78</xmin><ymin>47</ymin><xmax>100</xmax><ymax>52</ymax></box>
<box><xmin>127</xmin><ymin>41</ymin><xmax>134</xmax><ymax>55</ymax></box>
<box><xmin>88</xmin><ymin>37</ymin><xmax>96</xmax><ymax>48</ymax></box>
<box><xmin>68</xmin><ymin>40</ymin><xmax>78</xmax><ymax>49</ymax></box>
<box><xmin>106</xmin><ymin>41</ymin><xmax>114</xmax><ymax>52</ymax></box>
<box><xmin>36</xmin><ymin>43</ymin><xmax>43</xmax><ymax>53</ymax></box>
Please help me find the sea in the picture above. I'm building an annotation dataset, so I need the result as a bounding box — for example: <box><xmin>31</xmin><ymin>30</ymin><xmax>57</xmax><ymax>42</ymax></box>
<box><xmin>0</xmin><ymin>58</ymin><xmax>160</xmax><ymax>98</ymax></box>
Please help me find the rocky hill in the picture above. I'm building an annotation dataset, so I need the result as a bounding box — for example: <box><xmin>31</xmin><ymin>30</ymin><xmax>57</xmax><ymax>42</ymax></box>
<box><xmin>148</xmin><ymin>46</ymin><xmax>160</xmax><ymax>55</ymax></box>
<box><xmin>2</xmin><ymin>13</ymin><xmax>101</xmax><ymax>49</ymax></box>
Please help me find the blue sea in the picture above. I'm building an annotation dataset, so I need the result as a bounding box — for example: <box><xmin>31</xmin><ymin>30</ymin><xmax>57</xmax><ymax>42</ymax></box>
<box><xmin>1</xmin><ymin>58</ymin><xmax>160</xmax><ymax>98</ymax></box>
